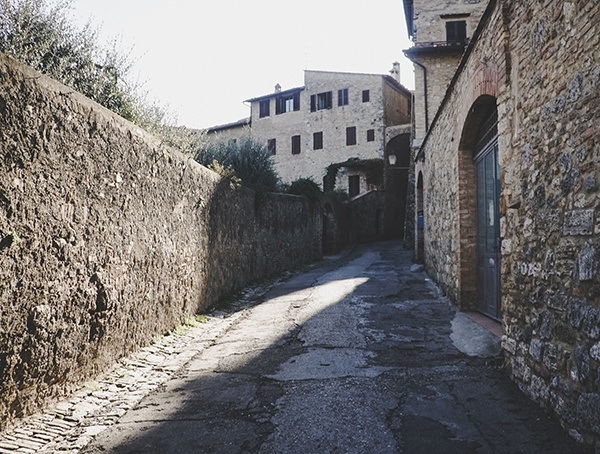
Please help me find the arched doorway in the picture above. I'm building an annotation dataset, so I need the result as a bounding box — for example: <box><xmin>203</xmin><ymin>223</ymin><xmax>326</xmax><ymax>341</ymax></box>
<box><xmin>457</xmin><ymin>95</ymin><xmax>501</xmax><ymax>320</ymax></box>
<box><xmin>473</xmin><ymin>108</ymin><xmax>501</xmax><ymax>320</ymax></box>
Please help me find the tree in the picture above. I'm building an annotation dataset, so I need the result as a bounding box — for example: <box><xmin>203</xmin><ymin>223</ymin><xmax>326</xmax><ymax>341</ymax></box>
<box><xmin>0</xmin><ymin>0</ymin><xmax>185</xmax><ymax>142</ymax></box>
<box><xmin>195</xmin><ymin>137</ymin><xmax>280</xmax><ymax>193</ymax></box>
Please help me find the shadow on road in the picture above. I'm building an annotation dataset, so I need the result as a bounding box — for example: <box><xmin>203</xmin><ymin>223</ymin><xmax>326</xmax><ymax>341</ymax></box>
<box><xmin>82</xmin><ymin>241</ymin><xmax>589</xmax><ymax>454</ymax></box>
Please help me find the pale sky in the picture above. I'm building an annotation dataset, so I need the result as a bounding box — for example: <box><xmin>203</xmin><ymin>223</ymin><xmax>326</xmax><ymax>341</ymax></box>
<box><xmin>69</xmin><ymin>0</ymin><xmax>415</xmax><ymax>130</ymax></box>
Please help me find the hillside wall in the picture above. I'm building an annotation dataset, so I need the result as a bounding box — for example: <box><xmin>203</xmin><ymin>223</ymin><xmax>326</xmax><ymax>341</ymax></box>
<box><xmin>0</xmin><ymin>53</ymin><xmax>321</xmax><ymax>426</ymax></box>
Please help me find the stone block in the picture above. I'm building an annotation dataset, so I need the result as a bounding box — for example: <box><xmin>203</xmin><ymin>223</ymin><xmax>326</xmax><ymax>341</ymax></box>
<box><xmin>590</xmin><ymin>342</ymin><xmax>600</xmax><ymax>361</ymax></box>
<box><xmin>577</xmin><ymin>393</ymin><xmax>600</xmax><ymax>435</ymax></box>
<box><xmin>542</xmin><ymin>343</ymin><xmax>561</xmax><ymax>372</ymax></box>
<box><xmin>529</xmin><ymin>338</ymin><xmax>543</xmax><ymax>362</ymax></box>
<box><xmin>537</xmin><ymin>311</ymin><xmax>554</xmax><ymax>340</ymax></box>
<box><xmin>576</xmin><ymin>240</ymin><xmax>599</xmax><ymax>282</ymax></box>
<box><xmin>546</xmin><ymin>290</ymin><xmax>568</xmax><ymax>311</ymax></box>
<box><xmin>570</xmin><ymin>345</ymin><xmax>591</xmax><ymax>382</ymax></box>
<box><xmin>563</xmin><ymin>210</ymin><xmax>594</xmax><ymax>236</ymax></box>
<box><xmin>582</xmin><ymin>307</ymin><xmax>600</xmax><ymax>339</ymax></box>
<box><xmin>568</xmin><ymin>298</ymin><xmax>590</xmax><ymax>329</ymax></box>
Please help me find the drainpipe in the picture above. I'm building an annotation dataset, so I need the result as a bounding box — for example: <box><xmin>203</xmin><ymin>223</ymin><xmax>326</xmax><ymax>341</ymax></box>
<box><xmin>412</xmin><ymin>60</ymin><xmax>429</xmax><ymax>132</ymax></box>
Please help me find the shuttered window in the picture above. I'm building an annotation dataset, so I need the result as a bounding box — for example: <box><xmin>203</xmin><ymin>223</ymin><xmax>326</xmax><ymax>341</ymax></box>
<box><xmin>313</xmin><ymin>132</ymin><xmax>323</xmax><ymax>150</ymax></box>
<box><xmin>446</xmin><ymin>20</ymin><xmax>467</xmax><ymax>43</ymax></box>
<box><xmin>259</xmin><ymin>100</ymin><xmax>270</xmax><ymax>118</ymax></box>
<box><xmin>338</xmin><ymin>88</ymin><xmax>349</xmax><ymax>106</ymax></box>
<box><xmin>346</xmin><ymin>127</ymin><xmax>357</xmax><ymax>146</ymax></box>
<box><xmin>310</xmin><ymin>91</ymin><xmax>333</xmax><ymax>112</ymax></box>
<box><xmin>276</xmin><ymin>92</ymin><xmax>301</xmax><ymax>115</ymax></box>
<box><xmin>291</xmin><ymin>135</ymin><xmax>301</xmax><ymax>154</ymax></box>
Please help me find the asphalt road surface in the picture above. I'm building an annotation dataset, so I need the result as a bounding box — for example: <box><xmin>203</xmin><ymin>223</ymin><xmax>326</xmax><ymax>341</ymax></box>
<box><xmin>82</xmin><ymin>241</ymin><xmax>588</xmax><ymax>453</ymax></box>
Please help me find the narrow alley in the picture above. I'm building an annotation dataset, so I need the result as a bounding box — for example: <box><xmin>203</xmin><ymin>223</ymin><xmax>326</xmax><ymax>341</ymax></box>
<box><xmin>2</xmin><ymin>242</ymin><xmax>589</xmax><ymax>453</ymax></box>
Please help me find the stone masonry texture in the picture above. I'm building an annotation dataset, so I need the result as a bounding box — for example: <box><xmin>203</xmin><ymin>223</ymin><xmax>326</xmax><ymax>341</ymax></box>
<box><xmin>417</xmin><ymin>0</ymin><xmax>599</xmax><ymax>446</ymax></box>
<box><xmin>0</xmin><ymin>53</ymin><xmax>321</xmax><ymax>428</ymax></box>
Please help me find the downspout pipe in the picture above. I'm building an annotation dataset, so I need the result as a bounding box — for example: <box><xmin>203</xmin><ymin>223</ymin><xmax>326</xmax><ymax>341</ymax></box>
<box><xmin>411</xmin><ymin>59</ymin><xmax>429</xmax><ymax>132</ymax></box>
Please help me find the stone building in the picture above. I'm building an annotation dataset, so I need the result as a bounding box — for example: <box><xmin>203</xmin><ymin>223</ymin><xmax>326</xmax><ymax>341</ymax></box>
<box><xmin>404</xmin><ymin>0</ymin><xmax>599</xmax><ymax>446</ymax></box>
<box><xmin>207</xmin><ymin>68</ymin><xmax>411</xmax><ymax>196</ymax></box>
<box><xmin>206</xmin><ymin>118</ymin><xmax>250</xmax><ymax>144</ymax></box>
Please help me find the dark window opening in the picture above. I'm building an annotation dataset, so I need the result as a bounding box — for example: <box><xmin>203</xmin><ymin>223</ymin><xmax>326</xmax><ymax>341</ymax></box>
<box><xmin>362</xmin><ymin>90</ymin><xmax>370</xmax><ymax>102</ymax></box>
<box><xmin>366</xmin><ymin>129</ymin><xmax>375</xmax><ymax>142</ymax></box>
<box><xmin>338</xmin><ymin>88</ymin><xmax>349</xmax><ymax>106</ymax></box>
<box><xmin>313</xmin><ymin>132</ymin><xmax>323</xmax><ymax>150</ymax></box>
<box><xmin>310</xmin><ymin>91</ymin><xmax>333</xmax><ymax>112</ymax></box>
<box><xmin>276</xmin><ymin>92</ymin><xmax>300</xmax><ymax>115</ymax></box>
<box><xmin>291</xmin><ymin>135</ymin><xmax>301</xmax><ymax>154</ymax></box>
<box><xmin>349</xmin><ymin>175</ymin><xmax>360</xmax><ymax>197</ymax></box>
<box><xmin>268</xmin><ymin>138</ymin><xmax>276</xmax><ymax>155</ymax></box>
<box><xmin>446</xmin><ymin>20</ymin><xmax>467</xmax><ymax>44</ymax></box>
<box><xmin>346</xmin><ymin>126</ymin><xmax>357</xmax><ymax>146</ymax></box>
<box><xmin>259</xmin><ymin>100</ymin><xmax>270</xmax><ymax>118</ymax></box>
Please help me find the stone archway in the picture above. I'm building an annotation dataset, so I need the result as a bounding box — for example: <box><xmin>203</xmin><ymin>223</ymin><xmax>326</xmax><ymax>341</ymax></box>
<box><xmin>384</xmin><ymin>133</ymin><xmax>411</xmax><ymax>239</ymax></box>
<box><xmin>457</xmin><ymin>95</ymin><xmax>501</xmax><ymax>318</ymax></box>
<box><xmin>416</xmin><ymin>171</ymin><xmax>425</xmax><ymax>263</ymax></box>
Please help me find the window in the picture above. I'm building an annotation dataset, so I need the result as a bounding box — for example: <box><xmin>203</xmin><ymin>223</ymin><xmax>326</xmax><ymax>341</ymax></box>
<box><xmin>276</xmin><ymin>92</ymin><xmax>300</xmax><ymax>114</ymax></box>
<box><xmin>346</xmin><ymin>126</ymin><xmax>357</xmax><ymax>146</ymax></box>
<box><xmin>310</xmin><ymin>91</ymin><xmax>333</xmax><ymax>112</ymax></box>
<box><xmin>313</xmin><ymin>132</ymin><xmax>323</xmax><ymax>150</ymax></box>
<box><xmin>338</xmin><ymin>88</ymin><xmax>349</xmax><ymax>106</ymax></box>
<box><xmin>349</xmin><ymin>175</ymin><xmax>360</xmax><ymax>197</ymax></box>
<box><xmin>446</xmin><ymin>20</ymin><xmax>467</xmax><ymax>44</ymax></box>
<box><xmin>362</xmin><ymin>90</ymin><xmax>370</xmax><ymax>102</ymax></box>
<box><xmin>259</xmin><ymin>100</ymin><xmax>270</xmax><ymax>118</ymax></box>
<box><xmin>291</xmin><ymin>135</ymin><xmax>301</xmax><ymax>154</ymax></box>
<box><xmin>367</xmin><ymin>129</ymin><xmax>375</xmax><ymax>142</ymax></box>
<box><xmin>268</xmin><ymin>138</ymin><xmax>276</xmax><ymax>155</ymax></box>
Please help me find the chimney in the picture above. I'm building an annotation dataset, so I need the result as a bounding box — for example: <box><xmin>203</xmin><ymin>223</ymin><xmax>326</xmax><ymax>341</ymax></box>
<box><xmin>389</xmin><ymin>62</ymin><xmax>401</xmax><ymax>84</ymax></box>
<box><xmin>275</xmin><ymin>83</ymin><xmax>281</xmax><ymax>93</ymax></box>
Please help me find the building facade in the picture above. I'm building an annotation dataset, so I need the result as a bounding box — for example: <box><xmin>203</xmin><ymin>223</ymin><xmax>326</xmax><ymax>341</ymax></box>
<box><xmin>405</xmin><ymin>0</ymin><xmax>599</xmax><ymax>446</ymax></box>
<box><xmin>403</xmin><ymin>0</ymin><xmax>488</xmax><ymax>145</ymax></box>
<box><xmin>208</xmin><ymin>69</ymin><xmax>411</xmax><ymax>195</ymax></box>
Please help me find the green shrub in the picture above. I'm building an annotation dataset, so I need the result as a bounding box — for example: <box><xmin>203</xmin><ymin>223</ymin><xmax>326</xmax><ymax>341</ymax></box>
<box><xmin>194</xmin><ymin>137</ymin><xmax>280</xmax><ymax>192</ymax></box>
<box><xmin>286</xmin><ymin>177</ymin><xmax>323</xmax><ymax>200</ymax></box>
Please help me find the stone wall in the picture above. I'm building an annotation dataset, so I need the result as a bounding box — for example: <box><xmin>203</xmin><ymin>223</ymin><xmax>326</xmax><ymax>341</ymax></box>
<box><xmin>348</xmin><ymin>191</ymin><xmax>386</xmax><ymax>244</ymax></box>
<box><xmin>417</xmin><ymin>0</ymin><xmax>599</xmax><ymax>445</ymax></box>
<box><xmin>0</xmin><ymin>53</ymin><xmax>321</xmax><ymax>427</ymax></box>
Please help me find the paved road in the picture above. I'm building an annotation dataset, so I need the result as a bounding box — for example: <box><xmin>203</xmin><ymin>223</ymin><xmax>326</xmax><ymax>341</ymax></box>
<box><xmin>82</xmin><ymin>241</ymin><xmax>587</xmax><ymax>453</ymax></box>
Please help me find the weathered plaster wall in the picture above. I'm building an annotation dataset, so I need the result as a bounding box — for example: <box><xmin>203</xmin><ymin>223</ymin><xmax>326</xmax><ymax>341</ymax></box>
<box><xmin>0</xmin><ymin>53</ymin><xmax>321</xmax><ymax>426</ymax></box>
<box><xmin>411</xmin><ymin>52</ymin><xmax>464</xmax><ymax>141</ymax></box>
<box><xmin>419</xmin><ymin>0</ymin><xmax>599</xmax><ymax>445</ymax></box>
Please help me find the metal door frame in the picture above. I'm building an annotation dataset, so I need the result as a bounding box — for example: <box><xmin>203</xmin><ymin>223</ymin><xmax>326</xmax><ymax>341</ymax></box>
<box><xmin>473</xmin><ymin>110</ymin><xmax>501</xmax><ymax>320</ymax></box>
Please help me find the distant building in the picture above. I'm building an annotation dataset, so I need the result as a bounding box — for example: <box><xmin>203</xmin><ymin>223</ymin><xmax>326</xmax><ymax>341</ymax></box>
<box><xmin>206</xmin><ymin>67</ymin><xmax>411</xmax><ymax>196</ymax></box>
<box><xmin>205</xmin><ymin>117</ymin><xmax>251</xmax><ymax>146</ymax></box>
